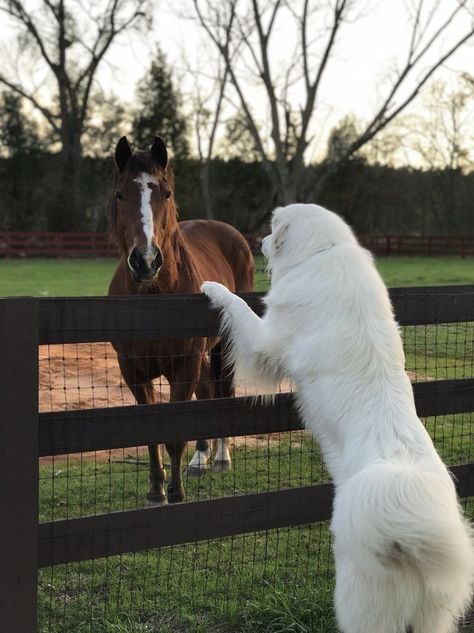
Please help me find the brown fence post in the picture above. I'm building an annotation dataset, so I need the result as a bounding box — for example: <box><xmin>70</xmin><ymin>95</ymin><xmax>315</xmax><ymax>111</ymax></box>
<box><xmin>0</xmin><ymin>298</ymin><xmax>39</xmax><ymax>632</ymax></box>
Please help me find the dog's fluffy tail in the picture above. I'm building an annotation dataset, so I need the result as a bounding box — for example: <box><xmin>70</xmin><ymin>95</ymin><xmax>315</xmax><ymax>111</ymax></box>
<box><xmin>334</xmin><ymin>461</ymin><xmax>474</xmax><ymax>619</ymax></box>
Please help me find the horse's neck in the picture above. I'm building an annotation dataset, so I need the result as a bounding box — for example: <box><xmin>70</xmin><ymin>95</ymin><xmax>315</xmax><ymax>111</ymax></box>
<box><xmin>157</xmin><ymin>229</ymin><xmax>197</xmax><ymax>293</ymax></box>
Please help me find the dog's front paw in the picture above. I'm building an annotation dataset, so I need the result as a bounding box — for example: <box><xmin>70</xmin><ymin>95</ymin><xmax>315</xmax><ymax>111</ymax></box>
<box><xmin>201</xmin><ymin>281</ymin><xmax>232</xmax><ymax>308</ymax></box>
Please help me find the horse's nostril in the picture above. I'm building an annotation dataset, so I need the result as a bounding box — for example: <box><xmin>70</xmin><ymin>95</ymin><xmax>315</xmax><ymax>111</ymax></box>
<box><xmin>127</xmin><ymin>246</ymin><xmax>162</xmax><ymax>281</ymax></box>
<box><xmin>128</xmin><ymin>247</ymin><xmax>141</xmax><ymax>271</ymax></box>
<box><xmin>152</xmin><ymin>249</ymin><xmax>163</xmax><ymax>271</ymax></box>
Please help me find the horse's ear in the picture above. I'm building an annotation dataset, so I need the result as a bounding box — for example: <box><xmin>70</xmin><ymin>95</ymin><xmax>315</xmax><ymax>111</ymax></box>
<box><xmin>115</xmin><ymin>136</ymin><xmax>132</xmax><ymax>172</ymax></box>
<box><xmin>151</xmin><ymin>136</ymin><xmax>168</xmax><ymax>170</ymax></box>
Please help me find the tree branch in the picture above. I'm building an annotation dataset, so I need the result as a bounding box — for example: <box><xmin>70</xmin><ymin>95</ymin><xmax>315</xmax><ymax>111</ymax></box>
<box><xmin>0</xmin><ymin>75</ymin><xmax>60</xmax><ymax>132</ymax></box>
<box><xmin>0</xmin><ymin>0</ymin><xmax>59</xmax><ymax>77</ymax></box>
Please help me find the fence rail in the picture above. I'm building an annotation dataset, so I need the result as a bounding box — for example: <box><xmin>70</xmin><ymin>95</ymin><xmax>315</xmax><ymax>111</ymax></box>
<box><xmin>1</xmin><ymin>287</ymin><xmax>474</xmax><ymax>631</ymax></box>
<box><xmin>37</xmin><ymin>285</ymin><xmax>474</xmax><ymax>345</ymax></box>
<box><xmin>38</xmin><ymin>379</ymin><xmax>474</xmax><ymax>457</ymax></box>
<box><xmin>1</xmin><ymin>231</ymin><xmax>474</xmax><ymax>258</ymax></box>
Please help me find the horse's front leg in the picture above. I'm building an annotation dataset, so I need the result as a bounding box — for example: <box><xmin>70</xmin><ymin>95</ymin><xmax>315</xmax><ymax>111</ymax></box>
<box><xmin>187</xmin><ymin>355</ymin><xmax>214</xmax><ymax>476</ymax></box>
<box><xmin>210</xmin><ymin>343</ymin><xmax>233</xmax><ymax>472</ymax></box>
<box><xmin>166</xmin><ymin>357</ymin><xmax>201</xmax><ymax>503</ymax></box>
<box><xmin>117</xmin><ymin>363</ymin><xmax>167</xmax><ymax>506</ymax></box>
<box><xmin>189</xmin><ymin>349</ymin><xmax>233</xmax><ymax>474</ymax></box>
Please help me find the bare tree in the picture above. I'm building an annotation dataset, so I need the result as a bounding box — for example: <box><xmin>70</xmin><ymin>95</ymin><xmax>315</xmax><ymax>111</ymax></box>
<box><xmin>189</xmin><ymin>58</ymin><xmax>228</xmax><ymax>220</ymax></box>
<box><xmin>0</xmin><ymin>0</ymin><xmax>147</xmax><ymax>228</ymax></box>
<box><xmin>404</xmin><ymin>78</ymin><xmax>474</xmax><ymax>231</ymax></box>
<box><xmin>409</xmin><ymin>80</ymin><xmax>472</xmax><ymax>172</ymax></box>
<box><xmin>192</xmin><ymin>0</ymin><xmax>474</xmax><ymax>226</ymax></box>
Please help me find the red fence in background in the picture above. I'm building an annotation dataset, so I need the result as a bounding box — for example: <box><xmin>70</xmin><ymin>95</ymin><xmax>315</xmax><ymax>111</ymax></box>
<box><xmin>1</xmin><ymin>231</ymin><xmax>474</xmax><ymax>258</ymax></box>
<box><xmin>0</xmin><ymin>231</ymin><xmax>116</xmax><ymax>258</ymax></box>
<box><xmin>360</xmin><ymin>234</ymin><xmax>474</xmax><ymax>258</ymax></box>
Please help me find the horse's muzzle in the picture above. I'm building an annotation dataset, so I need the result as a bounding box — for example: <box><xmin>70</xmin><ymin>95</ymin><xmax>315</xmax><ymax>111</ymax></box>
<box><xmin>127</xmin><ymin>246</ymin><xmax>163</xmax><ymax>282</ymax></box>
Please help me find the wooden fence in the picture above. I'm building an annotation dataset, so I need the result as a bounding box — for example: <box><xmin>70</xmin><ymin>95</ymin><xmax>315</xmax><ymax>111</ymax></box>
<box><xmin>0</xmin><ymin>231</ymin><xmax>116</xmax><ymax>258</ymax></box>
<box><xmin>1</xmin><ymin>287</ymin><xmax>474</xmax><ymax>630</ymax></box>
<box><xmin>1</xmin><ymin>231</ymin><xmax>474</xmax><ymax>258</ymax></box>
<box><xmin>360</xmin><ymin>234</ymin><xmax>474</xmax><ymax>257</ymax></box>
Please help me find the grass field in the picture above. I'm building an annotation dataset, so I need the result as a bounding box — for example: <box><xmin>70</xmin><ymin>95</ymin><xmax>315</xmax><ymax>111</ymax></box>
<box><xmin>0</xmin><ymin>255</ymin><xmax>473</xmax><ymax>296</ymax></box>
<box><xmin>38</xmin><ymin>414</ymin><xmax>473</xmax><ymax>632</ymax></box>
<box><xmin>2</xmin><ymin>256</ymin><xmax>470</xmax><ymax>631</ymax></box>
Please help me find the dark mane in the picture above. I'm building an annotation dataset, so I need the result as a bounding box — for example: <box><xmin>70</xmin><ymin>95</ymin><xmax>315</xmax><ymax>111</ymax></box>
<box><xmin>124</xmin><ymin>150</ymin><xmax>158</xmax><ymax>177</ymax></box>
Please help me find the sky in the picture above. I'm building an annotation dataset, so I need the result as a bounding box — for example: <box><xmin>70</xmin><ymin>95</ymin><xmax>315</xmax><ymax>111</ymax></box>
<box><xmin>1</xmin><ymin>0</ymin><xmax>473</xmax><ymax>163</ymax></box>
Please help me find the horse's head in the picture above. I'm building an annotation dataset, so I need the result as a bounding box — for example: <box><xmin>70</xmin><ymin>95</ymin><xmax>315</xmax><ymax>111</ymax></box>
<box><xmin>111</xmin><ymin>136</ymin><xmax>176</xmax><ymax>283</ymax></box>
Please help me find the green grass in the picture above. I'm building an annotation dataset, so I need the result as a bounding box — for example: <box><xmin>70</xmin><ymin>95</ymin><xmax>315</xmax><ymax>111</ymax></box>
<box><xmin>0</xmin><ymin>258</ymin><xmax>117</xmax><ymax>297</ymax></box>
<box><xmin>375</xmin><ymin>256</ymin><xmax>474</xmax><ymax>287</ymax></box>
<box><xmin>38</xmin><ymin>409</ymin><xmax>473</xmax><ymax>632</ymax></box>
<box><xmin>39</xmin><ymin>436</ymin><xmax>336</xmax><ymax>632</ymax></box>
<box><xmin>0</xmin><ymin>255</ymin><xmax>473</xmax><ymax>297</ymax></box>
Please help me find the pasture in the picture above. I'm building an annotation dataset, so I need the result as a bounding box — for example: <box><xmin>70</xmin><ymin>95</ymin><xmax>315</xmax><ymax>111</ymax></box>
<box><xmin>0</xmin><ymin>255</ymin><xmax>473</xmax><ymax>296</ymax></box>
<box><xmin>1</xmin><ymin>258</ymin><xmax>472</xmax><ymax>632</ymax></box>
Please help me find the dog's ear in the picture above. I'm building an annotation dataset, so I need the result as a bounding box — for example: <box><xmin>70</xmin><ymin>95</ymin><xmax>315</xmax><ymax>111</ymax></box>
<box><xmin>273</xmin><ymin>223</ymin><xmax>289</xmax><ymax>253</ymax></box>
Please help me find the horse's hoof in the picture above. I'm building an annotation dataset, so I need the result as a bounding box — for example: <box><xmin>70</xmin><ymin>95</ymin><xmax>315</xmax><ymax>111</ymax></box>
<box><xmin>212</xmin><ymin>460</ymin><xmax>232</xmax><ymax>472</ymax></box>
<box><xmin>167</xmin><ymin>486</ymin><xmax>184</xmax><ymax>504</ymax></box>
<box><xmin>185</xmin><ymin>465</ymin><xmax>208</xmax><ymax>477</ymax></box>
<box><xmin>147</xmin><ymin>493</ymin><xmax>167</xmax><ymax>506</ymax></box>
<box><xmin>147</xmin><ymin>497</ymin><xmax>168</xmax><ymax>507</ymax></box>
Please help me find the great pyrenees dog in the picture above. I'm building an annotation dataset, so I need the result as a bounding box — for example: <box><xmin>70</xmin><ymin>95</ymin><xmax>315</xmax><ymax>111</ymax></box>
<box><xmin>201</xmin><ymin>203</ymin><xmax>474</xmax><ymax>633</ymax></box>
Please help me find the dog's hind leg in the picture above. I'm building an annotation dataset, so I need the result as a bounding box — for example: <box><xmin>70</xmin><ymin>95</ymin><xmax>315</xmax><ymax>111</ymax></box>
<box><xmin>411</xmin><ymin>596</ymin><xmax>460</xmax><ymax>633</ymax></box>
<box><xmin>334</xmin><ymin>559</ymin><xmax>412</xmax><ymax>633</ymax></box>
<box><xmin>411</xmin><ymin>608</ymin><xmax>458</xmax><ymax>633</ymax></box>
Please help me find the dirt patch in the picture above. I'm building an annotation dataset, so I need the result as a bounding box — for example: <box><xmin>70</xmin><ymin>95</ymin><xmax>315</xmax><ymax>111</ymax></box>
<box><xmin>39</xmin><ymin>342</ymin><xmax>168</xmax><ymax>412</ymax></box>
<box><xmin>39</xmin><ymin>343</ymin><xmax>293</xmax><ymax>463</ymax></box>
<box><xmin>38</xmin><ymin>343</ymin><xmax>430</xmax><ymax>463</ymax></box>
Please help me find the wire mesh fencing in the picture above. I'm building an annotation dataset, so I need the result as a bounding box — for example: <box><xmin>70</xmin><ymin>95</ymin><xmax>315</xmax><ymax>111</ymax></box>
<box><xmin>33</xmin><ymin>288</ymin><xmax>474</xmax><ymax>632</ymax></box>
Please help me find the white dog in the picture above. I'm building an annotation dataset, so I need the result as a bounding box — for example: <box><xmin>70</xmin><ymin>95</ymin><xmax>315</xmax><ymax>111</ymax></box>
<box><xmin>201</xmin><ymin>203</ymin><xmax>474</xmax><ymax>633</ymax></box>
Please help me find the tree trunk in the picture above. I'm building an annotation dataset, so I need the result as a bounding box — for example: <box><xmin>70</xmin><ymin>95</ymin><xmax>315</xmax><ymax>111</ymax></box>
<box><xmin>50</xmin><ymin>121</ymin><xmax>83</xmax><ymax>230</ymax></box>
<box><xmin>198</xmin><ymin>160</ymin><xmax>214</xmax><ymax>220</ymax></box>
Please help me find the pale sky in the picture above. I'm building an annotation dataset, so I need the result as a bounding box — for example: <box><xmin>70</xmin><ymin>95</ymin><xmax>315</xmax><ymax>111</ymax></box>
<box><xmin>1</xmin><ymin>0</ymin><xmax>473</xmax><ymax>163</ymax></box>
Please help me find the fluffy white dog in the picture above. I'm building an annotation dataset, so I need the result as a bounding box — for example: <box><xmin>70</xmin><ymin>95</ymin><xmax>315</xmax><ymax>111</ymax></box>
<box><xmin>201</xmin><ymin>203</ymin><xmax>474</xmax><ymax>633</ymax></box>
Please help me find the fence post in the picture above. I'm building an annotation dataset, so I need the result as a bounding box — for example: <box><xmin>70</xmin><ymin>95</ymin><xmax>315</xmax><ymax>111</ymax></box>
<box><xmin>0</xmin><ymin>298</ymin><xmax>39</xmax><ymax>632</ymax></box>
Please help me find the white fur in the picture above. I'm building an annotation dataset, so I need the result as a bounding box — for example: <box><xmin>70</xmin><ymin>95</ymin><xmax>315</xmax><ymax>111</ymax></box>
<box><xmin>133</xmin><ymin>172</ymin><xmax>158</xmax><ymax>256</ymax></box>
<box><xmin>188</xmin><ymin>448</ymin><xmax>210</xmax><ymax>469</ymax></box>
<box><xmin>214</xmin><ymin>438</ymin><xmax>231</xmax><ymax>463</ymax></box>
<box><xmin>201</xmin><ymin>203</ymin><xmax>474</xmax><ymax>633</ymax></box>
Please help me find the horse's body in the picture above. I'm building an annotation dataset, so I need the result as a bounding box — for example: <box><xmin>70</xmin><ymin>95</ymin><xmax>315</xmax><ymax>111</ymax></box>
<box><xmin>108</xmin><ymin>136</ymin><xmax>254</xmax><ymax>504</ymax></box>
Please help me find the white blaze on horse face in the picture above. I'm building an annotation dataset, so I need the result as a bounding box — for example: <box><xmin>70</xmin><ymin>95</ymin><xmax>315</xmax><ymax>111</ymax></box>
<box><xmin>133</xmin><ymin>172</ymin><xmax>158</xmax><ymax>256</ymax></box>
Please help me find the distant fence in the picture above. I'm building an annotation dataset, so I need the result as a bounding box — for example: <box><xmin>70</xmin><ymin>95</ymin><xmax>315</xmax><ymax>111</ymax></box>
<box><xmin>360</xmin><ymin>234</ymin><xmax>474</xmax><ymax>258</ymax></box>
<box><xmin>0</xmin><ymin>231</ymin><xmax>116</xmax><ymax>258</ymax></box>
<box><xmin>1</xmin><ymin>231</ymin><xmax>474</xmax><ymax>259</ymax></box>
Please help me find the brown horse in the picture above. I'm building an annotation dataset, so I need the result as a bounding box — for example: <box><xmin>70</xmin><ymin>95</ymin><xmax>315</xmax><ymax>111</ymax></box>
<box><xmin>108</xmin><ymin>136</ymin><xmax>254</xmax><ymax>504</ymax></box>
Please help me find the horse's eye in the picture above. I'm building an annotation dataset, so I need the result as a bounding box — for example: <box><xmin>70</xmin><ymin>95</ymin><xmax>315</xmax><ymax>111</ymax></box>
<box><xmin>115</xmin><ymin>191</ymin><xmax>123</xmax><ymax>200</ymax></box>
<box><xmin>164</xmin><ymin>190</ymin><xmax>172</xmax><ymax>200</ymax></box>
